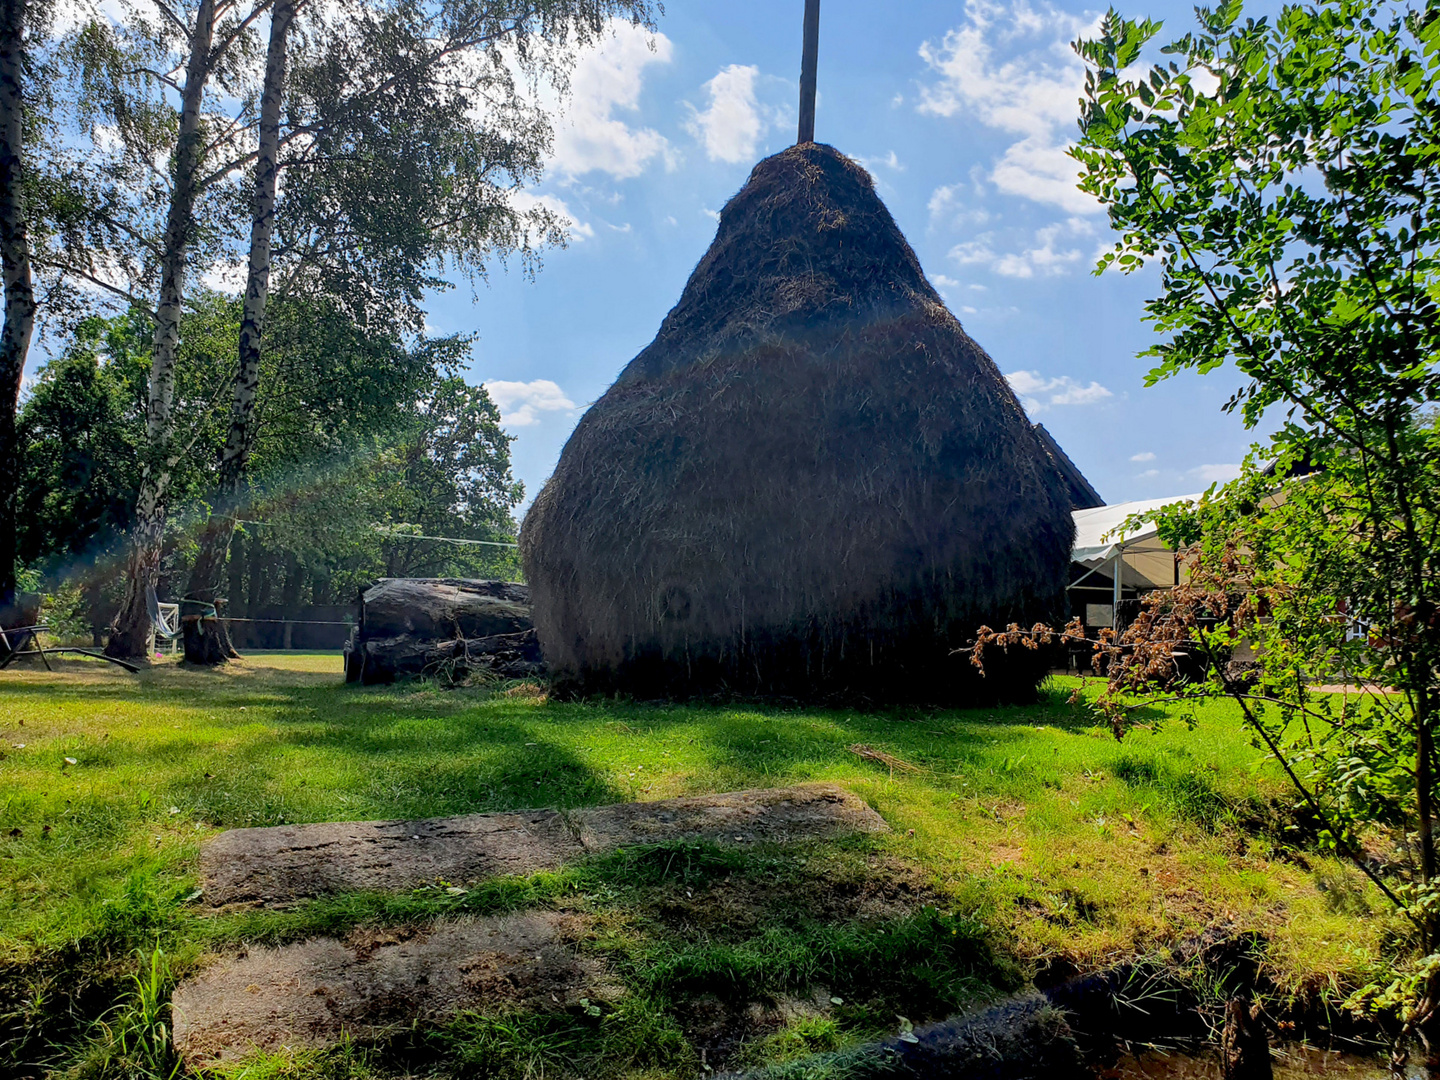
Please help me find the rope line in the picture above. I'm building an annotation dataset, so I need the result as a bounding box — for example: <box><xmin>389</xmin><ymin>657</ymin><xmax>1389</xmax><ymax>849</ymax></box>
<box><xmin>222</xmin><ymin>618</ymin><xmax>354</xmax><ymax>626</ymax></box>
<box><xmin>230</xmin><ymin>519</ymin><xmax>520</xmax><ymax>549</ymax></box>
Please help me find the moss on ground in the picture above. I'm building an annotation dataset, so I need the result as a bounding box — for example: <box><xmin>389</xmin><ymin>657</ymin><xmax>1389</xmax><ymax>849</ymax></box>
<box><xmin>0</xmin><ymin>653</ymin><xmax>1400</xmax><ymax>1078</ymax></box>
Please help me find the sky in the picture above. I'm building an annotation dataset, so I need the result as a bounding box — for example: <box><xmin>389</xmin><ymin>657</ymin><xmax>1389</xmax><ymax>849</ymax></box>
<box><xmin>31</xmin><ymin>0</ymin><xmax>1280</xmax><ymax>513</ymax></box>
<box><xmin>444</xmin><ymin>0</ymin><xmax>1281</xmax><ymax>516</ymax></box>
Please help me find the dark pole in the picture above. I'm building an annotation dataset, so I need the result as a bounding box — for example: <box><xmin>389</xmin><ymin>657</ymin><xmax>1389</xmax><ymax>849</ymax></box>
<box><xmin>797</xmin><ymin>0</ymin><xmax>820</xmax><ymax>144</ymax></box>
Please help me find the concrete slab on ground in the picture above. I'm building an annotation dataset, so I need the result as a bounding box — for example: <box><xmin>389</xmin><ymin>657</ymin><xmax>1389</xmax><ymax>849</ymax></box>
<box><xmin>201</xmin><ymin>783</ymin><xmax>888</xmax><ymax>907</ymax></box>
<box><xmin>172</xmin><ymin>911</ymin><xmax>614</xmax><ymax>1066</ymax></box>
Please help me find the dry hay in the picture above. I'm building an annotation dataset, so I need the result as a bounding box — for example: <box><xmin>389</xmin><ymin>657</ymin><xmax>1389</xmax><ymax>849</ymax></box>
<box><xmin>847</xmin><ymin>743</ymin><xmax>923</xmax><ymax>775</ymax></box>
<box><xmin>521</xmin><ymin>143</ymin><xmax>1074</xmax><ymax>704</ymax></box>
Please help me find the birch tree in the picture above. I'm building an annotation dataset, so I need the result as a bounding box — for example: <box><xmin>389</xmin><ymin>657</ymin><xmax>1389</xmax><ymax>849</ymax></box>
<box><xmin>179</xmin><ymin>0</ymin><xmax>658</xmax><ymax>663</ymax></box>
<box><xmin>180</xmin><ymin>0</ymin><xmax>291</xmax><ymax>661</ymax></box>
<box><xmin>0</xmin><ymin>0</ymin><xmax>35</xmax><ymax>620</ymax></box>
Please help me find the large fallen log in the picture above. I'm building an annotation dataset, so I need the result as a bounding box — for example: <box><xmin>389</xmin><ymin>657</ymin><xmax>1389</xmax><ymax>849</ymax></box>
<box><xmin>344</xmin><ymin>579</ymin><xmax>541</xmax><ymax>685</ymax></box>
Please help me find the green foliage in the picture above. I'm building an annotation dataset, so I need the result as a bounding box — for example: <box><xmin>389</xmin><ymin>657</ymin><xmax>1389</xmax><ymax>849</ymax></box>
<box><xmin>739</xmin><ymin>1016</ymin><xmax>849</xmax><ymax>1068</ymax></box>
<box><xmin>1111</xmin><ymin>753</ymin><xmax>1234</xmax><ymax>831</ymax></box>
<box><xmin>1072</xmin><ymin>0</ymin><xmax>1440</xmax><ymax>1038</ymax></box>
<box><xmin>438</xmin><ymin>1001</ymin><xmax>692</xmax><ymax>1079</ymax></box>
<box><xmin>17</xmin><ymin>314</ymin><xmax>146</xmax><ymax>573</ymax></box>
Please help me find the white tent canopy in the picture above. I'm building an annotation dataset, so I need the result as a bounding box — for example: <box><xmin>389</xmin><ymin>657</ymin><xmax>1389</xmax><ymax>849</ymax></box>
<box><xmin>1072</xmin><ymin>494</ymin><xmax>1203</xmax><ymax>564</ymax></box>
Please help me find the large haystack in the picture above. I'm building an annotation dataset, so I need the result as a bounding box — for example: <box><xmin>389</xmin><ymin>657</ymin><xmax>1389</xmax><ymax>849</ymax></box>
<box><xmin>521</xmin><ymin>143</ymin><xmax>1074</xmax><ymax>703</ymax></box>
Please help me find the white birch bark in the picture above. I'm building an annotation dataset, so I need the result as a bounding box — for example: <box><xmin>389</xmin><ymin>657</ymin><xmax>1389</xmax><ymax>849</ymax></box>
<box><xmin>0</xmin><ymin>0</ymin><xmax>34</xmax><ymax>617</ymax></box>
<box><xmin>107</xmin><ymin>0</ymin><xmax>221</xmax><ymax>658</ymax></box>
<box><xmin>184</xmin><ymin>0</ymin><xmax>296</xmax><ymax>662</ymax></box>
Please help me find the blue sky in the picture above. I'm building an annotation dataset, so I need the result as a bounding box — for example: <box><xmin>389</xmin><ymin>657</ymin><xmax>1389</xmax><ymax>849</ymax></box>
<box><xmin>444</xmin><ymin>0</ymin><xmax>1277</xmax><ymax>514</ymax></box>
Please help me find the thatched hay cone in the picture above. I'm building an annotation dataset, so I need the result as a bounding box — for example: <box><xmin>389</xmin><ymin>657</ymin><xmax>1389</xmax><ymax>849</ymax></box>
<box><xmin>521</xmin><ymin>143</ymin><xmax>1074</xmax><ymax>704</ymax></box>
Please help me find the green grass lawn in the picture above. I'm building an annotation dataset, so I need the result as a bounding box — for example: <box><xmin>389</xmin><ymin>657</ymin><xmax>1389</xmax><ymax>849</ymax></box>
<box><xmin>0</xmin><ymin>653</ymin><xmax>1397</xmax><ymax>1079</ymax></box>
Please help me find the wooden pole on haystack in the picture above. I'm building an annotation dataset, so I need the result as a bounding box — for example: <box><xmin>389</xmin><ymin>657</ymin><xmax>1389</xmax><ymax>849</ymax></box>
<box><xmin>797</xmin><ymin>0</ymin><xmax>820</xmax><ymax>144</ymax></box>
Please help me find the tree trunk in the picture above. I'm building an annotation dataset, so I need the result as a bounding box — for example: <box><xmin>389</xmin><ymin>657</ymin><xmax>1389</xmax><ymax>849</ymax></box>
<box><xmin>1416</xmin><ymin>688</ymin><xmax>1440</xmax><ymax>1078</ymax></box>
<box><xmin>281</xmin><ymin>551</ymin><xmax>304</xmax><ymax>608</ymax></box>
<box><xmin>106</xmin><ymin>0</ymin><xmax>219</xmax><ymax>660</ymax></box>
<box><xmin>0</xmin><ymin>0</ymin><xmax>34</xmax><ymax>619</ymax></box>
<box><xmin>182</xmin><ymin>517</ymin><xmax>239</xmax><ymax>662</ymax></box>
<box><xmin>360</xmin><ymin>578</ymin><xmax>532</xmax><ymax>640</ymax></box>
<box><xmin>184</xmin><ymin>0</ymin><xmax>295</xmax><ymax>665</ymax></box>
<box><xmin>245</xmin><ymin>539</ymin><xmax>262</xmax><ymax>617</ymax></box>
<box><xmin>311</xmin><ymin>569</ymin><xmax>331</xmax><ymax>606</ymax></box>
<box><xmin>249</xmin><ymin>546</ymin><xmax>272</xmax><ymax>615</ymax></box>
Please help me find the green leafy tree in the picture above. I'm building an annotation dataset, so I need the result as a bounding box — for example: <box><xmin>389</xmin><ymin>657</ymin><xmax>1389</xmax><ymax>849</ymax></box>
<box><xmin>61</xmin><ymin>0</ymin><xmax>654</xmax><ymax>657</ymax></box>
<box><xmin>368</xmin><ymin>375</ymin><xmax>523</xmax><ymax>579</ymax></box>
<box><xmin>1067</xmin><ymin>0</ymin><xmax>1440</xmax><ymax>1062</ymax></box>
<box><xmin>229</xmin><ymin>375</ymin><xmax>523</xmax><ymax>613</ymax></box>
<box><xmin>15</xmin><ymin>316</ymin><xmax>146</xmax><ymax>639</ymax></box>
<box><xmin>17</xmin><ymin>301</ymin><xmax>520</xmax><ymax>633</ymax></box>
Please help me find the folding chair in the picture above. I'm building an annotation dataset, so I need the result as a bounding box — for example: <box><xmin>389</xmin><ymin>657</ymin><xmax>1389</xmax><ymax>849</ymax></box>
<box><xmin>147</xmin><ymin>586</ymin><xmax>182</xmax><ymax>655</ymax></box>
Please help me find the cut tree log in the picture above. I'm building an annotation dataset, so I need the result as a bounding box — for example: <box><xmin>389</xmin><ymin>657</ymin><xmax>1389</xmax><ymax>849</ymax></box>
<box><xmin>344</xmin><ymin>579</ymin><xmax>540</xmax><ymax>684</ymax></box>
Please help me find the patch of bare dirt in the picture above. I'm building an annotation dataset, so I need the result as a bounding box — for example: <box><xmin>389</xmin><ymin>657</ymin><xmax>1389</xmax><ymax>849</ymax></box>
<box><xmin>201</xmin><ymin>809</ymin><xmax>582</xmax><ymax>908</ymax></box>
<box><xmin>172</xmin><ymin>912</ymin><xmax>617</xmax><ymax>1067</ymax></box>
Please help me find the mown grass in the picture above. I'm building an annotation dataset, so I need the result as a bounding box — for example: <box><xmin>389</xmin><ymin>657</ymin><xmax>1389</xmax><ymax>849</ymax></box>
<box><xmin>0</xmin><ymin>653</ymin><xmax>1400</xmax><ymax>1078</ymax></box>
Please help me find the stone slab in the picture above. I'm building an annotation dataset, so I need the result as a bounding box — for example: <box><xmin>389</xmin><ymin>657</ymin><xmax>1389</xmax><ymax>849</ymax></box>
<box><xmin>172</xmin><ymin>911</ymin><xmax>613</xmax><ymax>1066</ymax></box>
<box><xmin>201</xmin><ymin>783</ymin><xmax>887</xmax><ymax>907</ymax></box>
<box><xmin>202</xmin><ymin>808</ymin><xmax>583</xmax><ymax>907</ymax></box>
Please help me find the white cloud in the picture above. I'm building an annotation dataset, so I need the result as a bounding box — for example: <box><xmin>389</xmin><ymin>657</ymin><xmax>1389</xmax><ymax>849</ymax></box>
<box><xmin>510</xmin><ymin>191</ymin><xmax>593</xmax><ymax>242</ymax></box>
<box><xmin>550</xmin><ymin>22</ymin><xmax>673</xmax><ymax>180</ymax></box>
<box><xmin>483</xmin><ymin>379</ymin><xmax>577</xmax><ymax>427</ymax></box>
<box><xmin>1005</xmin><ymin>370</ymin><xmax>1113</xmax><ymax>412</ymax></box>
<box><xmin>1130</xmin><ymin>451</ymin><xmax>1156</xmax><ymax>462</ymax></box>
<box><xmin>686</xmin><ymin>64</ymin><xmax>764</xmax><ymax>164</ymax></box>
<box><xmin>949</xmin><ymin>237</ymin><xmax>997</xmax><ymax>266</ymax></box>
<box><xmin>991</xmin><ymin>137</ymin><xmax>1096</xmax><ymax>215</ymax></box>
<box><xmin>927</xmin><ymin>184</ymin><xmax>992</xmax><ymax>230</ymax></box>
<box><xmin>918</xmin><ymin>0</ymin><xmax>1102</xmax><ymax>215</ymax></box>
<box><xmin>1137</xmin><ymin>468</ymin><xmax>1160</xmax><ymax>479</ymax></box>
<box><xmin>931</xmin><ymin>274</ymin><xmax>962</xmax><ymax>291</ymax></box>
<box><xmin>950</xmin><ymin>218</ymin><xmax>1092</xmax><ymax>278</ymax></box>
<box><xmin>856</xmin><ymin>150</ymin><xmax>905</xmax><ymax>173</ymax></box>
<box><xmin>1190</xmin><ymin>463</ymin><xmax>1242</xmax><ymax>484</ymax></box>
<box><xmin>701</xmin><ymin>207</ymin><xmax>721</xmax><ymax>222</ymax></box>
